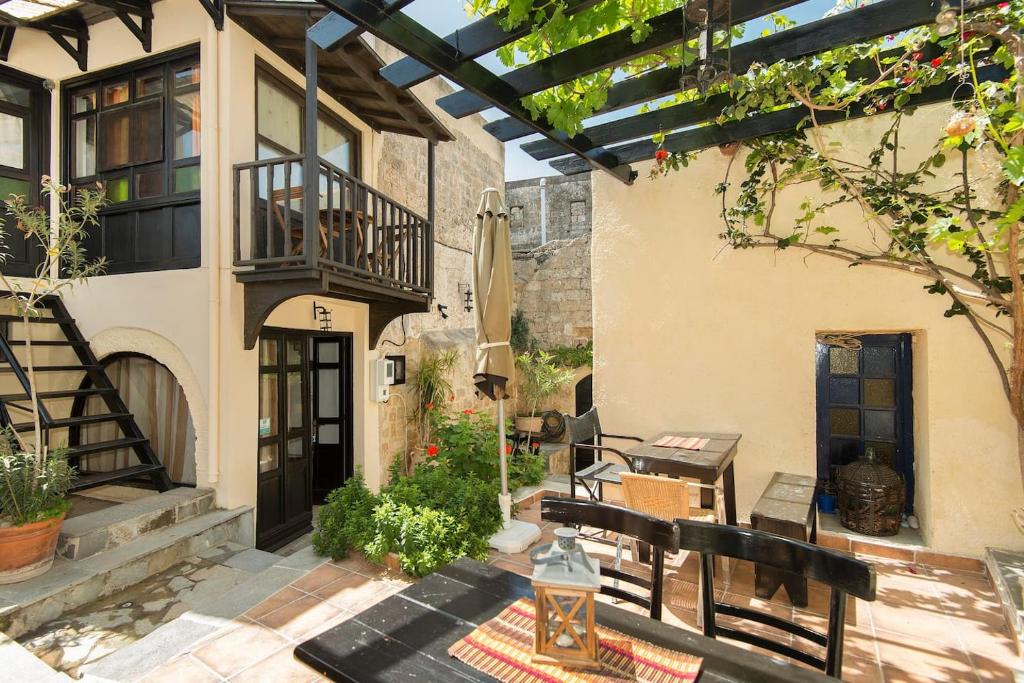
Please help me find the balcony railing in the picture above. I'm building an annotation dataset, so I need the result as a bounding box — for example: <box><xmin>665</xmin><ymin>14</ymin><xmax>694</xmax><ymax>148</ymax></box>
<box><xmin>232</xmin><ymin>154</ymin><xmax>433</xmax><ymax>296</ymax></box>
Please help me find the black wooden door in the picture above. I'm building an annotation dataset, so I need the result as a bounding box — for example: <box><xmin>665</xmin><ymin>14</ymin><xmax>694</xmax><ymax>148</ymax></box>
<box><xmin>311</xmin><ymin>335</ymin><xmax>354</xmax><ymax>504</ymax></box>
<box><xmin>0</xmin><ymin>66</ymin><xmax>48</xmax><ymax>277</ymax></box>
<box><xmin>257</xmin><ymin>331</ymin><xmax>312</xmax><ymax>550</ymax></box>
<box><xmin>815</xmin><ymin>334</ymin><xmax>914</xmax><ymax>512</ymax></box>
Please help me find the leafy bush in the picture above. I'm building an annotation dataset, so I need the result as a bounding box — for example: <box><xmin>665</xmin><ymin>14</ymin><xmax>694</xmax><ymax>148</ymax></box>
<box><xmin>0</xmin><ymin>445</ymin><xmax>74</xmax><ymax>526</ymax></box>
<box><xmin>546</xmin><ymin>341</ymin><xmax>592</xmax><ymax>369</ymax></box>
<box><xmin>428</xmin><ymin>409</ymin><xmax>545</xmax><ymax>491</ymax></box>
<box><xmin>314</xmin><ymin>460</ymin><xmax>507</xmax><ymax>577</ymax></box>
<box><xmin>510</xmin><ymin>309</ymin><xmax>536</xmax><ymax>353</ymax></box>
<box><xmin>312</xmin><ymin>471</ymin><xmax>376</xmax><ymax>559</ymax></box>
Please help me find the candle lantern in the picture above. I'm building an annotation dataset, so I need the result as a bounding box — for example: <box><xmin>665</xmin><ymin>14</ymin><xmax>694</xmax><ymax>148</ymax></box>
<box><xmin>529</xmin><ymin>527</ymin><xmax>602</xmax><ymax>669</ymax></box>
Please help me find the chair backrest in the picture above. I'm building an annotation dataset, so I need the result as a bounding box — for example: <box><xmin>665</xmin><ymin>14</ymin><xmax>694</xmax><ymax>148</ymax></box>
<box><xmin>620</xmin><ymin>472</ymin><xmax>691</xmax><ymax>522</ymax></box>
<box><xmin>564</xmin><ymin>406</ymin><xmax>602</xmax><ymax>445</ymax></box>
<box><xmin>676</xmin><ymin>518</ymin><xmax>876</xmax><ymax>678</ymax></box>
<box><xmin>540</xmin><ymin>497</ymin><xmax>678</xmax><ymax>620</ymax></box>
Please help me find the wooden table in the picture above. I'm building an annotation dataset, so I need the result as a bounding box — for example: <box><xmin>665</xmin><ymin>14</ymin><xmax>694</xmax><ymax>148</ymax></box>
<box><xmin>750</xmin><ymin>472</ymin><xmax>818</xmax><ymax>607</ymax></box>
<box><xmin>624</xmin><ymin>431</ymin><xmax>742</xmax><ymax>526</ymax></box>
<box><xmin>295</xmin><ymin>558</ymin><xmax>835</xmax><ymax>682</ymax></box>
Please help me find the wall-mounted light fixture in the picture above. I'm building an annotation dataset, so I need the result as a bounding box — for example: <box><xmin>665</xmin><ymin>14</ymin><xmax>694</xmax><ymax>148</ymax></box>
<box><xmin>437</xmin><ymin>303</ymin><xmax>449</xmax><ymax>320</ymax></box>
<box><xmin>458</xmin><ymin>282</ymin><xmax>474</xmax><ymax>313</ymax></box>
<box><xmin>312</xmin><ymin>302</ymin><xmax>332</xmax><ymax>332</ymax></box>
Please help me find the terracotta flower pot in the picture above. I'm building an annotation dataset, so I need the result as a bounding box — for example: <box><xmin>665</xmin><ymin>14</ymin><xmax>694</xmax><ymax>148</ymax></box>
<box><xmin>0</xmin><ymin>513</ymin><xmax>66</xmax><ymax>584</ymax></box>
<box><xmin>515</xmin><ymin>416</ymin><xmax>543</xmax><ymax>434</ymax></box>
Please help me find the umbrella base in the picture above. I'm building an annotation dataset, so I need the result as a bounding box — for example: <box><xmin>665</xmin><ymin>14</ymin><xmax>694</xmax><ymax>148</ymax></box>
<box><xmin>489</xmin><ymin>520</ymin><xmax>542</xmax><ymax>554</ymax></box>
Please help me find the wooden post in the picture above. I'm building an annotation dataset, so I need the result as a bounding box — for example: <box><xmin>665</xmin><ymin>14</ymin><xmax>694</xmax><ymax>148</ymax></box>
<box><xmin>426</xmin><ymin>140</ymin><xmax>435</xmax><ymax>292</ymax></box>
<box><xmin>303</xmin><ymin>31</ymin><xmax>319</xmax><ymax>268</ymax></box>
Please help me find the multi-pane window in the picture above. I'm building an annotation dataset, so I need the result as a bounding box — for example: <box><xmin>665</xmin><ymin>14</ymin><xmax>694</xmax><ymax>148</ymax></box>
<box><xmin>255</xmin><ymin>66</ymin><xmax>357</xmax><ymax>175</ymax></box>
<box><xmin>64</xmin><ymin>48</ymin><xmax>201</xmax><ymax>273</ymax></box>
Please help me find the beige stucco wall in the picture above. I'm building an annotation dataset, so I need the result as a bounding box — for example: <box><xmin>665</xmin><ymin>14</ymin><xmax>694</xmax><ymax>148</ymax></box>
<box><xmin>0</xmin><ymin>3</ymin><xmax>504</xmax><ymax>513</ymax></box>
<box><xmin>591</xmin><ymin>104</ymin><xmax>1022</xmax><ymax>557</ymax></box>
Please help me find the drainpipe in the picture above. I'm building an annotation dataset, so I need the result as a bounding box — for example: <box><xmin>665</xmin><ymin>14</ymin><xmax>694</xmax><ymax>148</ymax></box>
<box><xmin>539</xmin><ymin>177</ymin><xmax>547</xmax><ymax>246</ymax></box>
<box><xmin>206</xmin><ymin>19</ymin><xmax>224</xmax><ymax>485</ymax></box>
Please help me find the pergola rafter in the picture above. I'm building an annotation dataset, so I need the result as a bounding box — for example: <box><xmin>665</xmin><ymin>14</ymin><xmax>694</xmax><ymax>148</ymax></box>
<box><xmin>311</xmin><ymin>0</ymin><xmax>1008</xmax><ymax>183</ymax></box>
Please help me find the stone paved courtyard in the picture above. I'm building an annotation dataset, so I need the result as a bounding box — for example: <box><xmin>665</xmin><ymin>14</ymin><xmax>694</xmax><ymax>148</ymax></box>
<box><xmin>135</xmin><ymin>502</ymin><xmax>1022</xmax><ymax>683</ymax></box>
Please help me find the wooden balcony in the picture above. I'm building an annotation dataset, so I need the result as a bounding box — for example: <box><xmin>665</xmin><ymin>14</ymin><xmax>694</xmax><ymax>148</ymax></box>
<box><xmin>232</xmin><ymin>154</ymin><xmax>434</xmax><ymax>348</ymax></box>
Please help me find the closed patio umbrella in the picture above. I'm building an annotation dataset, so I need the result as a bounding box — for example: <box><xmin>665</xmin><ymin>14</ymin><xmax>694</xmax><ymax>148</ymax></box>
<box><xmin>473</xmin><ymin>187</ymin><xmax>540</xmax><ymax>552</ymax></box>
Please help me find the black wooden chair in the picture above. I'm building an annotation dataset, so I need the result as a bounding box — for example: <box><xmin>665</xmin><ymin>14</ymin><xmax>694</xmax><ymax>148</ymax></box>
<box><xmin>676</xmin><ymin>518</ymin><xmax>876</xmax><ymax>678</ymax></box>
<box><xmin>564</xmin><ymin>407</ymin><xmax>643</xmax><ymax>502</ymax></box>
<box><xmin>540</xmin><ymin>497</ymin><xmax>679</xmax><ymax>620</ymax></box>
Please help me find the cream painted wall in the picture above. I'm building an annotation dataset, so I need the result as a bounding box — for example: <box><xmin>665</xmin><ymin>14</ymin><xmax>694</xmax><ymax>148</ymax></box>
<box><xmin>591</xmin><ymin>104</ymin><xmax>1022</xmax><ymax>557</ymax></box>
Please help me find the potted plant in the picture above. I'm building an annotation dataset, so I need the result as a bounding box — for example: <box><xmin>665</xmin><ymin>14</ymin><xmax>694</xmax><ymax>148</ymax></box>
<box><xmin>0</xmin><ymin>177</ymin><xmax>106</xmax><ymax>583</ymax></box>
<box><xmin>515</xmin><ymin>350</ymin><xmax>574</xmax><ymax>440</ymax></box>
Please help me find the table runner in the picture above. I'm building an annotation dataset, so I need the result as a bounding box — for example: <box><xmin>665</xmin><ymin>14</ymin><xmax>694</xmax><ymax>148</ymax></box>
<box><xmin>448</xmin><ymin>599</ymin><xmax>702</xmax><ymax>682</ymax></box>
<box><xmin>652</xmin><ymin>436</ymin><xmax>709</xmax><ymax>451</ymax></box>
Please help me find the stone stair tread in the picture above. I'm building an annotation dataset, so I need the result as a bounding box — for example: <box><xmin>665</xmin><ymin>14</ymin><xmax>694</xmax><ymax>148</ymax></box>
<box><xmin>62</xmin><ymin>488</ymin><xmax>213</xmax><ymax>536</ymax></box>
<box><xmin>0</xmin><ymin>633</ymin><xmax>74</xmax><ymax>683</ymax></box>
<box><xmin>223</xmin><ymin>548</ymin><xmax>281</xmax><ymax>574</ymax></box>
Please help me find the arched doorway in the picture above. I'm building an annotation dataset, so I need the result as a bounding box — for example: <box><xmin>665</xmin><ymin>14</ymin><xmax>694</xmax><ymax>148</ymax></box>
<box><xmin>74</xmin><ymin>353</ymin><xmax>197</xmax><ymax>486</ymax></box>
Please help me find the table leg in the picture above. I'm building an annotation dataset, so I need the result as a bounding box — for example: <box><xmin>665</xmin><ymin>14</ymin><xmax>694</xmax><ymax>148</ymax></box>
<box><xmin>723</xmin><ymin>462</ymin><xmax>737</xmax><ymax>527</ymax></box>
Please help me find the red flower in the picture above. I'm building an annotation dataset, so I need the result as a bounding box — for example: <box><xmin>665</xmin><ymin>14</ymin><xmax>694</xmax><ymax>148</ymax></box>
<box><xmin>912</xmin><ymin>52</ymin><xmax>923</xmax><ymax>62</ymax></box>
<box><xmin>531</xmin><ymin>442</ymin><xmax>540</xmax><ymax>449</ymax></box>
<box><xmin>463</xmin><ymin>409</ymin><xmax>475</xmax><ymax>415</ymax></box>
<box><xmin>901</xmin><ymin>76</ymin><xmax>915</xmax><ymax>85</ymax></box>
<box><xmin>999</xmin><ymin>2</ymin><xmax>1009</xmax><ymax>8</ymax></box>
<box><xmin>877</xmin><ymin>100</ymin><xmax>888</xmax><ymax>111</ymax></box>
<box><xmin>426</xmin><ymin>444</ymin><xmax>439</xmax><ymax>457</ymax></box>
<box><xmin>930</xmin><ymin>57</ymin><xmax>943</xmax><ymax>68</ymax></box>
<box><xmin>654</xmin><ymin>149</ymin><xmax>669</xmax><ymax>162</ymax></box>
<box><xmin>425</xmin><ymin>402</ymin><xmax>434</xmax><ymax>411</ymax></box>
<box><xmin>505</xmin><ymin>444</ymin><xmax>513</xmax><ymax>455</ymax></box>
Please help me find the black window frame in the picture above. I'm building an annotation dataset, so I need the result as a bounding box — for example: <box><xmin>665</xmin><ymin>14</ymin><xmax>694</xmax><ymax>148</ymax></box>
<box><xmin>61</xmin><ymin>44</ymin><xmax>202</xmax><ymax>274</ymax></box>
<box><xmin>254</xmin><ymin>59</ymin><xmax>361</xmax><ymax>178</ymax></box>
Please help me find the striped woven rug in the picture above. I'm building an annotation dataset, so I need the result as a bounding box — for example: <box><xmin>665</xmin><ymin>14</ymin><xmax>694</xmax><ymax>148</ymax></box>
<box><xmin>652</xmin><ymin>436</ymin><xmax>709</xmax><ymax>451</ymax></box>
<box><xmin>448</xmin><ymin>599</ymin><xmax>702</xmax><ymax>682</ymax></box>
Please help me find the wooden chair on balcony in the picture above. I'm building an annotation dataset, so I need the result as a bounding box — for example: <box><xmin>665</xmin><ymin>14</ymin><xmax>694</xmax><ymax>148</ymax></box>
<box><xmin>269</xmin><ymin>186</ymin><xmax>373</xmax><ymax>264</ymax></box>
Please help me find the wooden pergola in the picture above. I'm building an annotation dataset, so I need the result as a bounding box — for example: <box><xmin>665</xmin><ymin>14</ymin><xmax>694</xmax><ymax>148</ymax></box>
<box><xmin>309</xmin><ymin>0</ymin><xmax>1006</xmax><ymax>184</ymax></box>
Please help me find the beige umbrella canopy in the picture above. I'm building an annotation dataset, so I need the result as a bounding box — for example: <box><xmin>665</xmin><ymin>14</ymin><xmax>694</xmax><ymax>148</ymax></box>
<box><xmin>473</xmin><ymin>188</ymin><xmax>514</xmax><ymax>401</ymax></box>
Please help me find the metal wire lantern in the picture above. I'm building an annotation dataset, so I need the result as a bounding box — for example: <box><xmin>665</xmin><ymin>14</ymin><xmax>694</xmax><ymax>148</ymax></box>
<box><xmin>680</xmin><ymin>0</ymin><xmax>732</xmax><ymax>95</ymax></box>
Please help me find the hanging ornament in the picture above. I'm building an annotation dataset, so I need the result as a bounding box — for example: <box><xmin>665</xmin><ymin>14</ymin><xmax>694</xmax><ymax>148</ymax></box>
<box><xmin>680</xmin><ymin>0</ymin><xmax>733</xmax><ymax>95</ymax></box>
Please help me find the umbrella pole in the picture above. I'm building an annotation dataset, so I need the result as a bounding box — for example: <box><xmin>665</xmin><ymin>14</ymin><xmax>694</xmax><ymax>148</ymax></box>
<box><xmin>498</xmin><ymin>397</ymin><xmax>512</xmax><ymax>529</ymax></box>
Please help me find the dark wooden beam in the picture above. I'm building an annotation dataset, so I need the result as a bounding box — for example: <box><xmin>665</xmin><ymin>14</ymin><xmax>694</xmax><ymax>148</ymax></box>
<box><xmin>522</xmin><ymin>44</ymin><xmax>948</xmax><ymax>160</ymax></box>
<box><xmin>437</xmin><ymin>0</ymin><xmax>807</xmax><ymax>119</ymax></box>
<box><xmin>550</xmin><ymin>62</ymin><xmax>1009</xmax><ymax>174</ymax></box>
<box><xmin>197</xmin><ymin>0</ymin><xmax>224</xmax><ymax>30</ymax></box>
<box><xmin>379</xmin><ymin>0</ymin><xmax>604</xmax><ymax>90</ymax></box>
<box><xmin>487</xmin><ymin>0</ymin><xmax>1005</xmax><ymax>142</ymax></box>
<box><xmin>308</xmin><ymin>0</ymin><xmax>413</xmax><ymax>50</ymax></box>
<box><xmin>317</xmin><ymin>0</ymin><xmax>636</xmax><ymax>184</ymax></box>
<box><xmin>40</xmin><ymin>14</ymin><xmax>88</xmax><ymax>71</ymax></box>
<box><xmin>0</xmin><ymin>26</ymin><xmax>13</xmax><ymax>61</ymax></box>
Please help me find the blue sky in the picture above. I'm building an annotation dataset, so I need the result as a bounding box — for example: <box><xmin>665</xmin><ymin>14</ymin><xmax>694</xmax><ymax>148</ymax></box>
<box><xmin>403</xmin><ymin>1</ymin><xmax>844</xmax><ymax>180</ymax></box>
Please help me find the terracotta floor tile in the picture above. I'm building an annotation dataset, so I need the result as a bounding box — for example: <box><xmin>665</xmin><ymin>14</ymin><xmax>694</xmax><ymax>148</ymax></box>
<box><xmin>258</xmin><ymin>594</ymin><xmax>343</xmax><ymax>641</ymax></box>
<box><xmin>330</xmin><ymin>553</ymin><xmax>386</xmax><ymax>578</ymax></box>
<box><xmin>245</xmin><ymin>586</ymin><xmax>307</xmax><ymax>620</ymax></box>
<box><xmin>316</xmin><ymin>571</ymin><xmax>392</xmax><ymax>612</ymax></box>
<box><xmin>192</xmin><ymin>620</ymin><xmax>291</xmax><ymax>678</ymax></box>
<box><xmin>141</xmin><ymin>654</ymin><xmax>223</xmax><ymax>683</ymax></box>
<box><xmin>839</xmin><ymin>655</ymin><xmax>885</xmax><ymax>683</ymax></box>
<box><xmin>292</xmin><ymin>564</ymin><xmax>351</xmax><ymax>593</ymax></box>
<box><xmin>875</xmin><ymin>630</ymin><xmax>975</xmax><ymax>682</ymax></box>
<box><xmin>869</xmin><ymin>602</ymin><xmax>962</xmax><ymax>646</ymax></box>
<box><xmin>230</xmin><ymin>645</ymin><xmax>323</xmax><ymax>683</ymax></box>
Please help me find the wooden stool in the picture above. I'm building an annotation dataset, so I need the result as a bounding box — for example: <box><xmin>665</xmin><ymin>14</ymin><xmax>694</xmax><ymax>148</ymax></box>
<box><xmin>750</xmin><ymin>472</ymin><xmax>817</xmax><ymax>607</ymax></box>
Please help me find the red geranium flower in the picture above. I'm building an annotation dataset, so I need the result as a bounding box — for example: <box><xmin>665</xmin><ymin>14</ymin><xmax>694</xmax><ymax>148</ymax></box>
<box><xmin>930</xmin><ymin>57</ymin><xmax>943</xmax><ymax>68</ymax></box>
<box><xmin>505</xmin><ymin>444</ymin><xmax>513</xmax><ymax>455</ymax></box>
<box><xmin>463</xmin><ymin>409</ymin><xmax>475</xmax><ymax>415</ymax></box>
<box><xmin>425</xmin><ymin>402</ymin><xmax>434</xmax><ymax>411</ymax></box>
<box><xmin>531</xmin><ymin>442</ymin><xmax>540</xmax><ymax>449</ymax></box>
<box><xmin>877</xmin><ymin>100</ymin><xmax>888</xmax><ymax>111</ymax></box>
<box><xmin>912</xmin><ymin>52</ymin><xmax>923</xmax><ymax>62</ymax></box>
<box><xmin>901</xmin><ymin>76</ymin><xmax>915</xmax><ymax>85</ymax></box>
<box><xmin>999</xmin><ymin>2</ymin><xmax>1009</xmax><ymax>8</ymax></box>
<box><xmin>654</xmin><ymin>149</ymin><xmax>669</xmax><ymax>162</ymax></box>
<box><xmin>427</xmin><ymin>444</ymin><xmax>439</xmax><ymax>457</ymax></box>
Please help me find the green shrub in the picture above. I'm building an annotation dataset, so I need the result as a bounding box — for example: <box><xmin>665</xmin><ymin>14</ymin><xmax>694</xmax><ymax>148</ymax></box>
<box><xmin>510</xmin><ymin>309</ymin><xmax>536</xmax><ymax>353</ymax></box>
<box><xmin>546</xmin><ymin>341</ymin><xmax>592</xmax><ymax>369</ymax></box>
<box><xmin>312</xmin><ymin>472</ymin><xmax>377</xmax><ymax>559</ymax></box>
<box><xmin>428</xmin><ymin>409</ymin><xmax>545</xmax><ymax>491</ymax></box>
<box><xmin>0</xmin><ymin>446</ymin><xmax>74</xmax><ymax>526</ymax></box>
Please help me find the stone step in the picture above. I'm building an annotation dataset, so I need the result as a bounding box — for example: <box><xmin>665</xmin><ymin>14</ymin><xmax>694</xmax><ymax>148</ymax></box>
<box><xmin>0</xmin><ymin>632</ymin><xmax>73</xmax><ymax>683</ymax></box>
<box><xmin>0</xmin><ymin>506</ymin><xmax>254</xmax><ymax>639</ymax></box>
<box><xmin>59</xmin><ymin>487</ymin><xmax>216</xmax><ymax>560</ymax></box>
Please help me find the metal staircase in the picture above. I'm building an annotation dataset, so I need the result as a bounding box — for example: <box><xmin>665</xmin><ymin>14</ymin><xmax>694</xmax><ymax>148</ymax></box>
<box><xmin>0</xmin><ymin>295</ymin><xmax>173</xmax><ymax>493</ymax></box>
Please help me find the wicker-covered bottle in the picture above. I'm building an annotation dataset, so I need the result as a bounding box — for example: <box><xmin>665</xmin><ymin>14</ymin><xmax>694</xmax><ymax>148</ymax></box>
<box><xmin>837</xmin><ymin>447</ymin><xmax>905</xmax><ymax>536</ymax></box>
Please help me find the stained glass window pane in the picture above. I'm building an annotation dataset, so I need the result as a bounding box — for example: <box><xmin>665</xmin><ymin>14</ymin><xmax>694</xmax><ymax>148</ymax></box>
<box><xmin>864</xmin><ymin>378</ymin><xmax>896</xmax><ymax>408</ymax></box>
<box><xmin>829</xmin><ymin>347</ymin><xmax>859</xmax><ymax>375</ymax></box>
<box><xmin>829</xmin><ymin>377</ymin><xmax>859</xmax><ymax>405</ymax></box>
<box><xmin>864</xmin><ymin>410</ymin><xmax>895</xmax><ymax>440</ymax></box>
<box><xmin>864</xmin><ymin>346</ymin><xmax>895</xmax><ymax>377</ymax></box>
<box><xmin>829</xmin><ymin>408</ymin><xmax>859</xmax><ymax>436</ymax></box>
<box><xmin>173</xmin><ymin>165</ymin><xmax>200</xmax><ymax>193</ymax></box>
<box><xmin>105</xmin><ymin>176</ymin><xmax>128</xmax><ymax>203</ymax></box>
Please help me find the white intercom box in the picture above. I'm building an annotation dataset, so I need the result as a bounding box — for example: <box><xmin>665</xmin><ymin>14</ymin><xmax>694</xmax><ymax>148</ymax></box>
<box><xmin>373</xmin><ymin>358</ymin><xmax>396</xmax><ymax>402</ymax></box>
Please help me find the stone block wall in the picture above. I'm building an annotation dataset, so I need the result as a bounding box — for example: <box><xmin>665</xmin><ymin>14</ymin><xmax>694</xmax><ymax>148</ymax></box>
<box><xmin>513</xmin><ymin>234</ymin><xmax>593</xmax><ymax>350</ymax></box>
<box><xmin>506</xmin><ymin>173</ymin><xmax>592</xmax><ymax>251</ymax></box>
